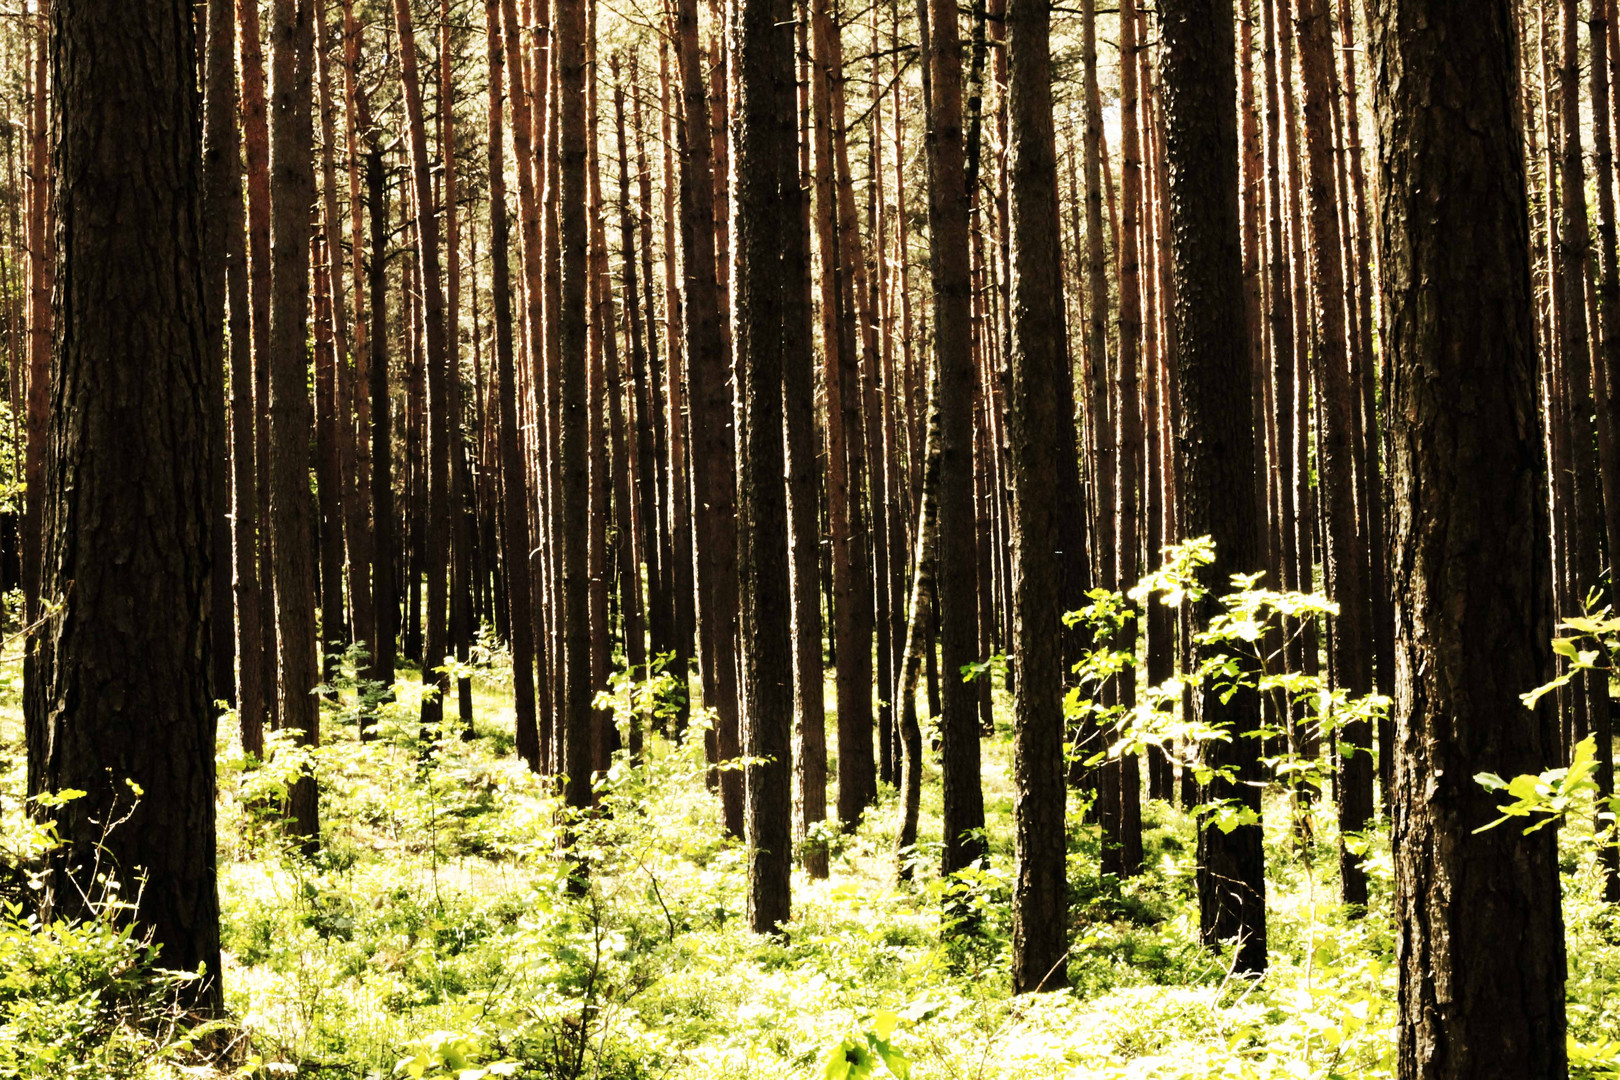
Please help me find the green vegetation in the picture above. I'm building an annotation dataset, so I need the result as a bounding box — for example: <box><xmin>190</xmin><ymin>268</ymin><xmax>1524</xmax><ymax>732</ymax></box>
<box><xmin>5</xmin><ymin>572</ymin><xmax>1620</xmax><ymax>1077</ymax></box>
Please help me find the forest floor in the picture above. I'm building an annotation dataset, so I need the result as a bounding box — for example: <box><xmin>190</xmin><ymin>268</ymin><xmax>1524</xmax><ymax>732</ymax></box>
<box><xmin>5</xmin><ymin>653</ymin><xmax>1620</xmax><ymax>1079</ymax></box>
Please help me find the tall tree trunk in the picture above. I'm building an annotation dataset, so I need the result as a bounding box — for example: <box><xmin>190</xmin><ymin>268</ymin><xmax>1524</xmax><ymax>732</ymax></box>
<box><xmin>1297</xmin><ymin>0</ymin><xmax>1374</xmax><ymax>908</ymax></box>
<box><xmin>487</xmin><ymin>0</ymin><xmax>540</xmax><ymax>770</ymax></box>
<box><xmin>392</xmin><ymin>0</ymin><xmax>452</xmax><ymax>730</ymax></box>
<box><xmin>204</xmin><ymin>0</ymin><xmax>252</xmax><ymax>736</ymax></box>
<box><xmin>556</xmin><ymin>0</ymin><xmax>594</xmax><ymax>828</ymax></box>
<box><xmin>676</xmin><ymin>0</ymin><xmax>745</xmax><ymax>835</ymax></box>
<box><xmin>268</xmin><ymin>0</ymin><xmax>319</xmax><ymax>847</ymax></box>
<box><xmin>1006</xmin><ymin>0</ymin><xmax>1068</xmax><ymax>995</ymax></box>
<box><xmin>1371</xmin><ymin>2</ymin><xmax>1569</xmax><ymax>1075</ymax></box>
<box><xmin>37</xmin><ymin>0</ymin><xmax>223</xmax><ymax>1012</ymax></box>
<box><xmin>1109</xmin><ymin>0</ymin><xmax>1144</xmax><ymax>879</ymax></box>
<box><xmin>1590</xmin><ymin>0</ymin><xmax>1620</xmax><ymax>901</ymax></box>
<box><xmin>1158</xmin><ymin>0</ymin><xmax>1267</xmax><ymax>976</ymax></box>
<box><xmin>924</xmin><ymin>0</ymin><xmax>987</xmax><ymax>879</ymax></box>
<box><xmin>785</xmin><ymin>21</ymin><xmax>830</xmax><ymax>878</ymax></box>
<box><xmin>239</xmin><ymin>0</ymin><xmax>280</xmax><ymax>729</ymax></box>
<box><xmin>736</xmin><ymin>0</ymin><xmax>796</xmax><ymax>933</ymax></box>
<box><xmin>367</xmin><ymin>144</ymin><xmax>397</xmax><ymax>709</ymax></box>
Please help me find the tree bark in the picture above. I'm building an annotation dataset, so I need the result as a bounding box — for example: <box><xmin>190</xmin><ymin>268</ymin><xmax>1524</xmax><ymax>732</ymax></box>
<box><xmin>486</xmin><ymin>0</ymin><xmax>540</xmax><ymax>770</ymax></box>
<box><xmin>1006</xmin><ymin>0</ymin><xmax>1068</xmax><ymax>995</ymax></box>
<box><xmin>1158</xmin><ymin>0</ymin><xmax>1267</xmax><ymax>976</ymax></box>
<box><xmin>36</xmin><ymin>0</ymin><xmax>223</xmax><ymax>1012</ymax></box>
<box><xmin>924</xmin><ymin>0</ymin><xmax>987</xmax><ymax>879</ymax></box>
<box><xmin>1370</xmin><ymin>2</ymin><xmax>1569</xmax><ymax>1075</ymax></box>
<box><xmin>735</xmin><ymin>0</ymin><xmax>796</xmax><ymax>933</ymax></box>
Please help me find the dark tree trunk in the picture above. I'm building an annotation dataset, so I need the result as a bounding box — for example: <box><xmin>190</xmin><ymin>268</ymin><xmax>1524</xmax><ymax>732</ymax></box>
<box><xmin>1370</xmin><ymin>1</ymin><xmax>1569</xmax><ymax>1075</ymax></box>
<box><xmin>1005</xmin><ymin>0</ymin><xmax>1068</xmax><ymax>995</ymax></box>
<box><xmin>1297</xmin><ymin>0</ymin><xmax>1374</xmax><ymax>908</ymax></box>
<box><xmin>268</xmin><ymin>0</ymin><xmax>319</xmax><ymax>848</ymax></box>
<box><xmin>735</xmin><ymin>0</ymin><xmax>796</xmax><ymax>933</ymax></box>
<box><xmin>202</xmin><ymin>0</ymin><xmax>237</xmax><ymax>710</ymax></box>
<box><xmin>557</xmin><ymin>0</ymin><xmax>594</xmax><ymax>827</ymax></box>
<box><xmin>485</xmin><ymin>0</ymin><xmax>540</xmax><ymax>770</ymax></box>
<box><xmin>1158</xmin><ymin>0</ymin><xmax>1267</xmax><ymax>976</ymax></box>
<box><xmin>676</xmin><ymin>0</ymin><xmax>745</xmax><ymax>835</ymax></box>
<box><xmin>367</xmin><ymin>144</ymin><xmax>397</xmax><ymax>704</ymax></box>
<box><xmin>36</xmin><ymin>0</ymin><xmax>223</xmax><ymax>1011</ymax></box>
<box><xmin>925</xmin><ymin>0</ymin><xmax>987</xmax><ymax>880</ymax></box>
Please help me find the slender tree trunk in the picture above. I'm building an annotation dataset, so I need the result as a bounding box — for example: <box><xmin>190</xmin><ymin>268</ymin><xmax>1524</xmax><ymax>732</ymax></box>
<box><xmin>676</xmin><ymin>0</ymin><xmax>745</xmax><ymax>834</ymax></box>
<box><xmin>785</xmin><ymin>21</ymin><xmax>830</xmax><ymax>878</ymax></box>
<box><xmin>239</xmin><ymin>0</ymin><xmax>280</xmax><ymax>729</ymax></box>
<box><xmin>367</xmin><ymin>144</ymin><xmax>397</xmax><ymax>710</ymax></box>
<box><xmin>487</xmin><ymin>0</ymin><xmax>540</xmax><ymax>769</ymax></box>
<box><xmin>925</xmin><ymin>0</ymin><xmax>987</xmax><ymax>878</ymax></box>
<box><xmin>1371</xmin><ymin>3</ymin><xmax>1569</xmax><ymax>1075</ymax></box>
<box><xmin>392</xmin><ymin>0</ymin><xmax>452</xmax><ymax>731</ymax></box>
<box><xmin>1297</xmin><ymin>0</ymin><xmax>1374</xmax><ymax>908</ymax></box>
<box><xmin>1006</xmin><ymin>0</ymin><xmax>1068</xmax><ymax>995</ymax></box>
<box><xmin>556</xmin><ymin>0</ymin><xmax>593</xmax><ymax>829</ymax></box>
<box><xmin>1590</xmin><ymin>0</ymin><xmax>1620</xmax><ymax>901</ymax></box>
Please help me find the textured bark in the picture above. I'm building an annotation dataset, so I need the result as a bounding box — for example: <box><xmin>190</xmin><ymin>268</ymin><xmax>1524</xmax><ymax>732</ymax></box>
<box><xmin>785</xmin><ymin>20</ymin><xmax>830</xmax><ymax>879</ymax></box>
<box><xmin>1297</xmin><ymin>0</ymin><xmax>1374</xmax><ymax>907</ymax></box>
<box><xmin>486</xmin><ymin>0</ymin><xmax>539</xmax><ymax>769</ymax></box>
<box><xmin>392</xmin><ymin>0</ymin><xmax>452</xmax><ymax>730</ymax></box>
<box><xmin>1370</xmin><ymin>2</ymin><xmax>1569</xmax><ymax>1075</ymax></box>
<box><xmin>1006</xmin><ymin>0</ymin><xmax>1068</xmax><ymax>995</ymax></box>
<box><xmin>735</xmin><ymin>0</ymin><xmax>796</xmax><ymax>933</ymax></box>
<box><xmin>366</xmin><ymin>144</ymin><xmax>397</xmax><ymax>703</ymax></box>
<box><xmin>238</xmin><ymin>0</ymin><xmax>279</xmax><ymax>729</ymax></box>
<box><xmin>37</xmin><ymin>0</ymin><xmax>222</xmax><ymax>1010</ymax></box>
<box><xmin>895</xmin><ymin>362</ymin><xmax>940</xmax><ymax>875</ymax></box>
<box><xmin>1591</xmin><ymin>0</ymin><xmax>1620</xmax><ymax>900</ymax></box>
<box><xmin>1158</xmin><ymin>0</ymin><xmax>1267</xmax><ymax>975</ymax></box>
<box><xmin>202</xmin><ymin>0</ymin><xmax>237</xmax><ymax>710</ymax></box>
<box><xmin>557</xmin><ymin>0</ymin><xmax>593</xmax><ymax>824</ymax></box>
<box><xmin>925</xmin><ymin>0</ymin><xmax>986</xmax><ymax>878</ymax></box>
<box><xmin>675</xmin><ymin>0</ymin><xmax>744</xmax><ymax>835</ymax></box>
<box><xmin>1109</xmin><ymin>0</ymin><xmax>1144</xmax><ymax>879</ymax></box>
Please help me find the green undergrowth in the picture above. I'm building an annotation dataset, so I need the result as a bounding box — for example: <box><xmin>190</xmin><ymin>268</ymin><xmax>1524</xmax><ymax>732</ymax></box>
<box><xmin>3</xmin><ymin>650</ymin><xmax>1620</xmax><ymax>1078</ymax></box>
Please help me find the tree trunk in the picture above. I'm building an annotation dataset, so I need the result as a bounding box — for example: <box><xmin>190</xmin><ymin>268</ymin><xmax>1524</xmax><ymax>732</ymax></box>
<box><xmin>1297</xmin><ymin>0</ymin><xmax>1374</xmax><ymax>908</ymax></box>
<box><xmin>1370</xmin><ymin>2</ymin><xmax>1569</xmax><ymax>1075</ymax></box>
<box><xmin>924</xmin><ymin>0</ymin><xmax>987</xmax><ymax>879</ymax></box>
<box><xmin>1006</xmin><ymin>0</ymin><xmax>1068</xmax><ymax>995</ymax></box>
<box><xmin>36</xmin><ymin>0</ymin><xmax>223</xmax><ymax>1013</ymax></box>
<box><xmin>676</xmin><ymin>0</ymin><xmax>745</xmax><ymax>835</ymax></box>
<box><xmin>1158</xmin><ymin>0</ymin><xmax>1267</xmax><ymax>976</ymax></box>
<box><xmin>735</xmin><ymin>0</ymin><xmax>796</xmax><ymax>933</ymax></box>
<box><xmin>486</xmin><ymin>0</ymin><xmax>540</xmax><ymax>770</ymax></box>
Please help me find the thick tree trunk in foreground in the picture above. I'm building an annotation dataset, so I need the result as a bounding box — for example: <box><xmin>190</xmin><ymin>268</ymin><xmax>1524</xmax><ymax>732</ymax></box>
<box><xmin>1158</xmin><ymin>0</ymin><xmax>1267</xmax><ymax>976</ymax></box>
<box><xmin>37</xmin><ymin>0</ymin><xmax>222</xmax><ymax>1010</ymax></box>
<box><xmin>1006</xmin><ymin>0</ymin><xmax>1068</xmax><ymax>995</ymax></box>
<box><xmin>1370</xmin><ymin>1</ymin><xmax>1569</xmax><ymax>1076</ymax></box>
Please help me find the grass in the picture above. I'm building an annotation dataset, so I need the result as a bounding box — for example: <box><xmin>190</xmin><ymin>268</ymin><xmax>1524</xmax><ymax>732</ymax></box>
<box><xmin>4</xmin><ymin>644</ymin><xmax>1620</xmax><ymax>1078</ymax></box>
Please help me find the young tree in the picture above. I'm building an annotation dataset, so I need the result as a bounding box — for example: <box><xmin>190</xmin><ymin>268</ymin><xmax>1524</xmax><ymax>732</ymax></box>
<box><xmin>1371</xmin><ymin>0</ymin><xmax>1569</xmax><ymax>1074</ymax></box>
<box><xmin>1005</xmin><ymin>0</ymin><xmax>1068</xmax><ymax>995</ymax></box>
<box><xmin>1157</xmin><ymin>0</ymin><xmax>1267</xmax><ymax>975</ymax></box>
<box><xmin>34</xmin><ymin>0</ymin><xmax>222</xmax><ymax>1010</ymax></box>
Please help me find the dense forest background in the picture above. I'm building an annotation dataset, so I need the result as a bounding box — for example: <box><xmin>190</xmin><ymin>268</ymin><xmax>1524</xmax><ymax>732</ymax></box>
<box><xmin>0</xmin><ymin>0</ymin><xmax>1610</xmax><ymax>1076</ymax></box>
